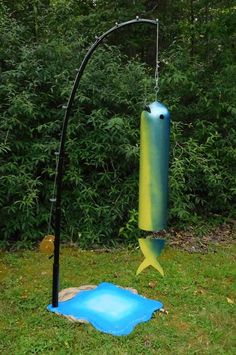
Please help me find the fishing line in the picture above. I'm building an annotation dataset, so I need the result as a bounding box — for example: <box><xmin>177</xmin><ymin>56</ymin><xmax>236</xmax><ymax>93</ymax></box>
<box><xmin>154</xmin><ymin>20</ymin><xmax>159</xmax><ymax>100</ymax></box>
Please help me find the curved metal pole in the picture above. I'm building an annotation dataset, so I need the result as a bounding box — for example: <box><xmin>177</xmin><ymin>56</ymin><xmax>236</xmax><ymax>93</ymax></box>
<box><xmin>52</xmin><ymin>17</ymin><xmax>158</xmax><ymax>307</ymax></box>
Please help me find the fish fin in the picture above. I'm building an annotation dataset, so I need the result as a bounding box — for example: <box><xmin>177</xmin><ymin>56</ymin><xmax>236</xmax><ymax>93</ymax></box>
<box><xmin>150</xmin><ymin>238</ymin><xmax>165</xmax><ymax>256</ymax></box>
<box><xmin>136</xmin><ymin>258</ymin><xmax>150</xmax><ymax>276</ymax></box>
<box><xmin>150</xmin><ymin>259</ymin><xmax>164</xmax><ymax>277</ymax></box>
<box><xmin>138</xmin><ymin>238</ymin><xmax>165</xmax><ymax>258</ymax></box>
<box><xmin>137</xmin><ymin>238</ymin><xmax>165</xmax><ymax>276</ymax></box>
<box><xmin>136</xmin><ymin>257</ymin><xmax>164</xmax><ymax>277</ymax></box>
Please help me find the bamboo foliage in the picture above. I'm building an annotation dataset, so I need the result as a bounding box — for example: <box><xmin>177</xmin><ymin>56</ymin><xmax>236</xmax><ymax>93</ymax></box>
<box><xmin>0</xmin><ymin>0</ymin><xmax>235</xmax><ymax>248</ymax></box>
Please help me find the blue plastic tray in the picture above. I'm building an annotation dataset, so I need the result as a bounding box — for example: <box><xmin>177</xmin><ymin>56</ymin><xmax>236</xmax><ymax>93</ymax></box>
<box><xmin>48</xmin><ymin>282</ymin><xmax>163</xmax><ymax>336</ymax></box>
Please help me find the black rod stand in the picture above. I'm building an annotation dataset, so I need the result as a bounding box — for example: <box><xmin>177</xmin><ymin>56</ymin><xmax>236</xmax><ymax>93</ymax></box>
<box><xmin>52</xmin><ymin>17</ymin><xmax>158</xmax><ymax>307</ymax></box>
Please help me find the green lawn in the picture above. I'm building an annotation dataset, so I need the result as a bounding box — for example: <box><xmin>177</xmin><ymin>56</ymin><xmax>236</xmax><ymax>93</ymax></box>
<box><xmin>0</xmin><ymin>244</ymin><xmax>235</xmax><ymax>354</ymax></box>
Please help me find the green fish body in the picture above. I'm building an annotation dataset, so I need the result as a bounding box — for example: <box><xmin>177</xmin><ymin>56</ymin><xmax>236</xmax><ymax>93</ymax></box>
<box><xmin>138</xmin><ymin>101</ymin><xmax>170</xmax><ymax>232</ymax></box>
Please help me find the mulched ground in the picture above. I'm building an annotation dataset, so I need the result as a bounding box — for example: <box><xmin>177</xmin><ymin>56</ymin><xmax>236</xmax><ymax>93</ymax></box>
<box><xmin>163</xmin><ymin>223</ymin><xmax>236</xmax><ymax>253</ymax></box>
<box><xmin>91</xmin><ymin>223</ymin><xmax>235</xmax><ymax>255</ymax></box>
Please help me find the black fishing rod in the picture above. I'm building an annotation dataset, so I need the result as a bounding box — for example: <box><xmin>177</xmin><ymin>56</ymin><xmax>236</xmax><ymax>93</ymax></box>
<box><xmin>52</xmin><ymin>17</ymin><xmax>158</xmax><ymax>307</ymax></box>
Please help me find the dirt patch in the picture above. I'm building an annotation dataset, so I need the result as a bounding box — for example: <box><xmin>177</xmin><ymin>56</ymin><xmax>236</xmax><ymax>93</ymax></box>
<box><xmin>163</xmin><ymin>223</ymin><xmax>235</xmax><ymax>253</ymax></box>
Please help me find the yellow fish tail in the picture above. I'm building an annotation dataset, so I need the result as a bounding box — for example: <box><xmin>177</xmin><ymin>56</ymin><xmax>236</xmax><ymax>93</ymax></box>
<box><xmin>136</xmin><ymin>238</ymin><xmax>165</xmax><ymax>276</ymax></box>
<box><xmin>136</xmin><ymin>257</ymin><xmax>164</xmax><ymax>276</ymax></box>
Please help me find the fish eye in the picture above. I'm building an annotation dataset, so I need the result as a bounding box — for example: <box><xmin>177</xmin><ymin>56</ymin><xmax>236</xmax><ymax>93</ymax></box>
<box><xmin>160</xmin><ymin>114</ymin><xmax>164</xmax><ymax>119</ymax></box>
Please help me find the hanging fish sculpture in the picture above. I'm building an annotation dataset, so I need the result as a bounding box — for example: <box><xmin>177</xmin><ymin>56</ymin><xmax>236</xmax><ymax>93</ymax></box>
<box><xmin>137</xmin><ymin>101</ymin><xmax>170</xmax><ymax>276</ymax></box>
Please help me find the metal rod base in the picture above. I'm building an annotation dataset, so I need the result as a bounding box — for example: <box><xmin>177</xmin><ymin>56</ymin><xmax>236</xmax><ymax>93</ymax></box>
<box><xmin>52</xmin><ymin>263</ymin><xmax>59</xmax><ymax>307</ymax></box>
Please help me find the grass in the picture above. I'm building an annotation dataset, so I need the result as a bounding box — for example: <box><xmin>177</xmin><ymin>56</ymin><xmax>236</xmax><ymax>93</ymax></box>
<box><xmin>0</xmin><ymin>244</ymin><xmax>235</xmax><ymax>354</ymax></box>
